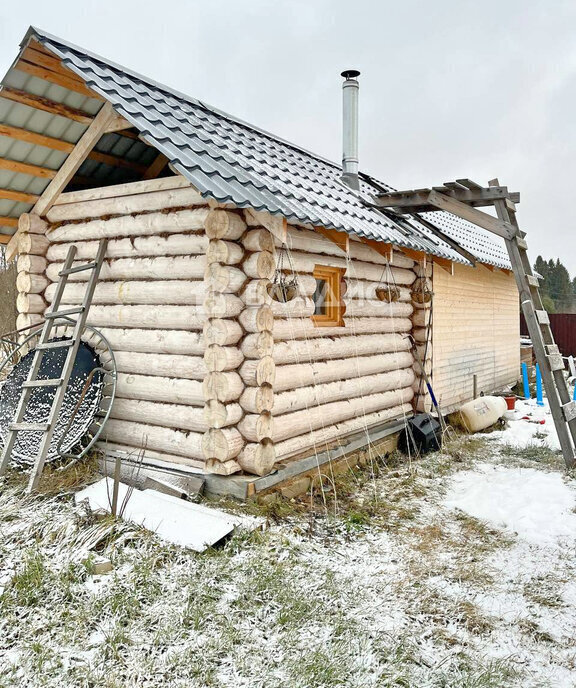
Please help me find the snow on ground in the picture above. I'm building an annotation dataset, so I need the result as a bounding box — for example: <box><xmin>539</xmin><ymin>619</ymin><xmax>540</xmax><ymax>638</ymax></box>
<box><xmin>445</xmin><ymin>463</ymin><xmax>576</xmax><ymax>546</ymax></box>
<box><xmin>1</xmin><ymin>397</ymin><xmax>576</xmax><ymax>687</ymax></box>
<box><xmin>487</xmin><ymin>398</ymin><xmax>560</xmax><ymax>450</ymax></box>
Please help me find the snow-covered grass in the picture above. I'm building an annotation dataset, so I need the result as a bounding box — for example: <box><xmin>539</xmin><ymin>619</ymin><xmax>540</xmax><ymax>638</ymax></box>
<box><xmin>1</xmin><ymin>399</ymin><xmax>576</xmax><ymax>687</ymax></box>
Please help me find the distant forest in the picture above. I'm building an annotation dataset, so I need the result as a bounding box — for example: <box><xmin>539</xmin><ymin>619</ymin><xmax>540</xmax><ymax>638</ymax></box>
<box><xmin>534</xmin><ymin>256</ymin><xmax>576</xmax><ymax>313</ymax></box>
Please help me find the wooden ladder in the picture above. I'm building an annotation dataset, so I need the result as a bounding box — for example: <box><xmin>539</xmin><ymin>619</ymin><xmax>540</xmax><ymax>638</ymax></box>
<box><xmin>488</xmin><ymin>180</ymin><xmax>576</xmax><ymax>466</ymax></box>
<box><xmin>0</xmin><ymin>240</ymin><xmax>108</xmax><ymax>492</ymax></box>
<box><xmin>375</xmin><ymin>179</ymin><xmax>576</xmax><ymax>468</ymax></box>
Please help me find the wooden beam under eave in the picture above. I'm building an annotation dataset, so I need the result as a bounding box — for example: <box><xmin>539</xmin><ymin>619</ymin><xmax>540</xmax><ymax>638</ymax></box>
<box><xmin>398</xmin><ymin>246</ymin><xmax>427</xmax><ymax>265</ymax></box>
<box><xmin>0</xmin><ymin>188</ymin><xmax>39</xmax><ymax>204</ymax></box>
<box><xmin>23</xmin><ymin>44</ymin><xmax>83</xmax><ymax>77</ymax></box>
<box><xmin>359</xmin><ymin>237</ymin><xmax>393</xmax><ymax>262</ymax></box>
<box><xmin>5</xmin><ymin>102</ymin><xmax>120</xmax><ymax>261</ymax></box>
<box><xmin>14</xmin><ymin>60</ymin><xmax>101</xmax><ymax>100</ymax></box>
<box><xmin>143</xmin><ymin>153</ymin><xmax>169</xmax><ymax>180</ymax></box>
<box><xmin>432</xmin><ymin>256</ymin><xmax>453</xmax><ymax>274</ymax></box>
<box><xmin>483</xmin><ymin>263</ymin><xmax>496</xmax><ymax>272</ymax></box>
<box><xmin>34</xmin><ymin>102</ymin><xmax>119</xmax><ymax>217</ymax></box>
<box><xmin>0</xmin><ymin>123</ymin><xmax>74</xmax><ymax>153</ymax></box>
<box><xmin>104</xmin><ymin>114</ymin><xmax>133</xmax><ymax>133</ymax></box>
<box><xmin>0</xmin><ymin>87</ymin><xmax>94</xmax><ymax>124</ymax></box>
<box><xmin>89</xmin><ymin>150</ymin><xmax>147</xmax><ymax>174</ymax></box>
<box><xmin>0</xmin><ymin>124</ymin><xmax>145</xmax><ymax>172</ymax></box>
<box><xmin>109</xmin><ymin>129</ymin><xmax>140</xmax><ymax>140</ymax></box>
<box><xmin>0</xmin><ymin>233</ymin><xmax>13</xmax><ymax>244</ymax></box>
<box><xmin>0</xmin><ymin>158</ymin><xmax>56</xmax><ymax>179</ymax></box>
<box><xmin>314</xmin><ymin>226</ymin><xmax>349</xmax><ymax>253</ymax></box>
<box><xmin>245</xmin><ymin>208</ymin><xmax>288</xmax><ymax>244</ymax></box>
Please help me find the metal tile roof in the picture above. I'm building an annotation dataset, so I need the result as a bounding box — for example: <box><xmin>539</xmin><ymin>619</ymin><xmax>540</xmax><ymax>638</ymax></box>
<box><xmin>1</xmin><ymin>27</ymin><xmax>511</xmax><ymax>269</ymax></box>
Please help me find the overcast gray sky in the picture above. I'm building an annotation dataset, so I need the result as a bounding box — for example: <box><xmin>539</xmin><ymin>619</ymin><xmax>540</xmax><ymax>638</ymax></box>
<box><xmin>1</xmin><ymin>0</ymin><xmax>575</xmax><ymax>273</ymax></box>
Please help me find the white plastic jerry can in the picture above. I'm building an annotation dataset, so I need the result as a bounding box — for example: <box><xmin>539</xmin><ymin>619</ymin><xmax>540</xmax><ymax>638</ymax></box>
<box><xmin>459</xmin><ymin>396</ymin><xmax>507</xmax><ymax>432</ymax></box>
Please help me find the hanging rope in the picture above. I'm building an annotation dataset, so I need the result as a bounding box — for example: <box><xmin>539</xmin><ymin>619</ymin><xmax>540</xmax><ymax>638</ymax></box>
<box><xmin>268</xmin><ymin>243</ymin><xmax>299</xmax><ymax>303</ymax></box>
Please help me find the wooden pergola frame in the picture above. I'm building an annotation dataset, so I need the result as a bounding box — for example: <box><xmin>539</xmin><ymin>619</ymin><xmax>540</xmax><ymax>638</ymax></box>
<box><xmin>377</xmin><ymin>177</ymin><xmax>576</xmax><ymax>469</ymax></box>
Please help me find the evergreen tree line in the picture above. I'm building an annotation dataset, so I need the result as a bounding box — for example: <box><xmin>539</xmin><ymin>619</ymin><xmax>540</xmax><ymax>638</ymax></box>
<box><xmin>533</xmin><ymin>256</ymin><xmax>576</xmax><ymax>313</ymax></box>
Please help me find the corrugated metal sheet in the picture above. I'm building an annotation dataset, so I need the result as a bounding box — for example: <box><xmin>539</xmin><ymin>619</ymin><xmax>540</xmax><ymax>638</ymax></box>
<box><xmin>0</xmin><ymin>27</ymin><xmax>511</xmax><ymax>269</ymax></box>
<box><xmin>0</xmin><ymin>38</ymin><xmax>157</xmax><ymax>236</ymax></box>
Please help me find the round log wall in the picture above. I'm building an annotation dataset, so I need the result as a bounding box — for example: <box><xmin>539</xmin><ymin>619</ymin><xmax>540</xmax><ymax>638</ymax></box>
<box><xmin>263</xmin><ymin>225</ymin><xmax>418</xmax><ymax>464</ymax></box>
<box><xmin>23</xmin><ymin>177</ymin><xmax>422</xmax><ymax>479</ymax></box>
<box><xmin>39</xmin><ymin>182</ymin><xmax>211</xmax><ymax>469</ymax></box>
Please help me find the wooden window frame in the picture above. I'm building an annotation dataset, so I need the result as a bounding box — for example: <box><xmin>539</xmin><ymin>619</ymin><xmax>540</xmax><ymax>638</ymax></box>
<box><xmin>312</xmin><ymin>265</ymin><xmax>345</xmax><ymax>327</ymax></box>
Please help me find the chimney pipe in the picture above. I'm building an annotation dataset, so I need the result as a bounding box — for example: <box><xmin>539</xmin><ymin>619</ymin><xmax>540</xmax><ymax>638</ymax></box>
<box><xmin>341</xmin><ymin>69</ymin><xmax>360</xmax><ymax>190</ymax></box>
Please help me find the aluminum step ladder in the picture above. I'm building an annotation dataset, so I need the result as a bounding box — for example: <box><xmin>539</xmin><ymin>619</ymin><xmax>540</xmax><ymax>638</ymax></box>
<box><xmin>0</xmin><ymin>239</ymin><xmax>108</xmax><ymax>492</ymax></box>
<box><xmin>488</xmin><ymin>181</ymin><xmax>576</xmax><ymax>466</ymax></box>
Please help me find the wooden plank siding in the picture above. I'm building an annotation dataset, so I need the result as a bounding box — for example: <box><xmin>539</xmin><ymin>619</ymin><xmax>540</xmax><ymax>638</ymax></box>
<box><xmin>432</xmin><ymin>262</ymin><xmax>520</xmax><ymax>412</ymax></box>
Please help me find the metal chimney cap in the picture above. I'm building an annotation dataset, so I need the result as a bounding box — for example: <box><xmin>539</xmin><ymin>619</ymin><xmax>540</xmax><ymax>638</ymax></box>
<box><xmin>341</xmin><ymin>69</ymin><xmax>360</xmax><ymax>80</ymax></box>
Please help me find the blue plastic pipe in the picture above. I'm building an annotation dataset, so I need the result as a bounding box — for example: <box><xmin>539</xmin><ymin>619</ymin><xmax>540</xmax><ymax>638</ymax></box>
<box><xmin>536</xmin><ymin>364</ymin><xmax>544</xmax><ymax>406</ymax></box>
<box><xmin>573</xmin><ymin>383</ymin><xmax>576</xmax><ymax>402</ymax></box>
<box><xmin>522</xmin><ymin>362</ymin><xmax>530</xmax><ymax>400</ymax></box>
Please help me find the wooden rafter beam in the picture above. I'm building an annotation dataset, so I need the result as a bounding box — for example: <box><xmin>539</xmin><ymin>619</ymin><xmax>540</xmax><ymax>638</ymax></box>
<box><xmin>89</xmin><ymin>150</ymin><xmax>146</xmax><ymax>174</ymax></box>
<box><xmin>0</xmin><ymin>217</ymin><xmax>18</xmax><ymax>228</ymax></box>
<box><xmin>109</xmin><ymin>128</ymin><xmax>140</xmax><ymax>140</ymax></box>
<box><xmin>34</xmin><ymin>102</ymin><xmax>118</xmax><ymax>216</ymax></box>
<box><xmin>0</xmin><ymin>158</ymin><xmax>56</xmax><ymax>179</ymax></box>
<box><xmin>143</xmin><ymin>153</ymin><xmax>169</xmax><ymax>180</ymax></box>
<box><xmin>0</xmin><ymin>123</ymin><xmax>73</xmax><ymax>152</ymax></box>
<box><xmin>0</xmin><ymin>87</ymin><xmax>94</xmax><ymax>123</ymax></box>
<box><xmin>5</xmin><ymin>101</ymin><xmax>120</xmax><ymax>260</ymax></box>
<box><xmin>0</xmin><ymin>188</ymin><xmax>39</xmax><ymax>204</ymax></box>
<box><xmin>23</xmin><ymin>44</ymin><xmax>83</xmax><ymax>77</ymax></box>
<box><xmin>359</xmin><ymin>237</ymin><xmax>393</xmax><ymax>262</ymax></box>
<box><xmin>0</xmin><ymin>123</ymin><xmax>145</xmax><ymax>172</ymax></box>
<box><xmin>426</xmin><ymin>190</ymin><xmax>516</xmax><ymax>240</ymax></box>
<box><xmin>104</xmin><ymin>113</ymin><xmax>133</xmax><ymax>133</ymax></box>
<box><xmin>432</xmin><ymin>255</ymin><xmax>454</xmax><ymax>274</ymax></box>
<box><xmin>377</xmin><ymin>185</ymin><xmax>520</xmax><ymax>209</ymax></box>
<box><xmin>398</xmin><ymin>244</ymin><xmax>454</xmax><ymax>274</ymax></box>
<box><xmin>398</xmin><ymin>246</ymin><xmax>427</xmax><ymax>264</ymax></box>
<box><xmin>314</xmin><ymin>227</ymin><xmax>349</xmax><ymax>253</ymax></box>
<box><xmin>0</xmin><ymin>233</ymin><xmax>12</xmax><ymax>244</ymax></box>
<box><xmin>14</xmin><ymin>59</ymin><xmax>100</xmax><ymax>100</ymax></box>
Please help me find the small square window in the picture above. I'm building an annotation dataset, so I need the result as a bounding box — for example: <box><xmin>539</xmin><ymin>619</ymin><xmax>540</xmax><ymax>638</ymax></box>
<box><xmin>312</xmin><ymin>265</ymin><xmax>345</xmax><ymax>327</ymax></box>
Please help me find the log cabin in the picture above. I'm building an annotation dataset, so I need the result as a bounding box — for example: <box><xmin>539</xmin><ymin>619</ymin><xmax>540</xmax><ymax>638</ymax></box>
<box><xmin>0</xmin><ymin>27</ymin><xmax>519</xmax><ymax>496</ymax></box>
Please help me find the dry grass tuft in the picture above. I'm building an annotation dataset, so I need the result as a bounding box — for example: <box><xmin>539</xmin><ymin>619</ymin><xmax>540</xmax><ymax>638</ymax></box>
<box><xmin>2</xmin><ymin>453</ymin><xmax>100</xmax><ymax>495</ymax></box>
